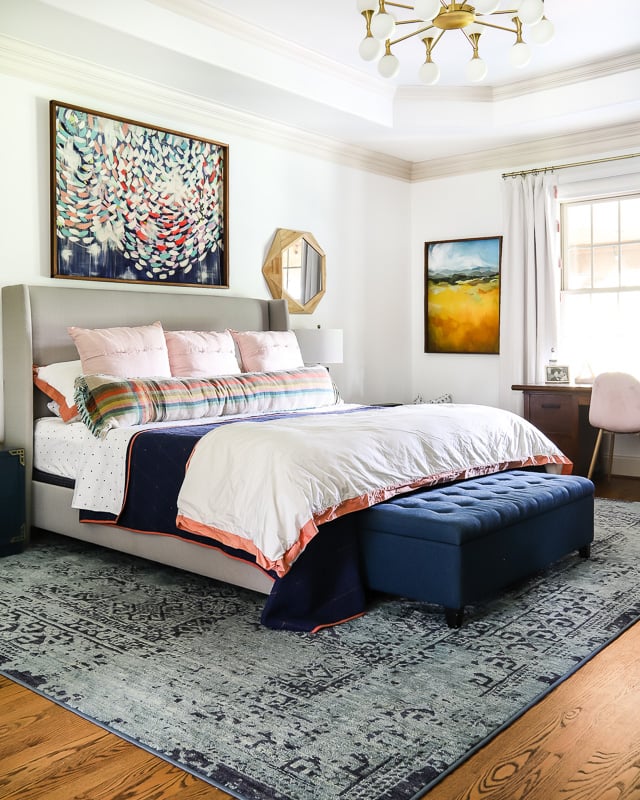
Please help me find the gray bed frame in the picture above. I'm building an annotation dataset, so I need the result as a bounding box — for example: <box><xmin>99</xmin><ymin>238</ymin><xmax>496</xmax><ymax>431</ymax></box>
<box><xmin>2</xmin><ymin>282</ymin><xmax>289</xmax><ymax>594</ymax></box>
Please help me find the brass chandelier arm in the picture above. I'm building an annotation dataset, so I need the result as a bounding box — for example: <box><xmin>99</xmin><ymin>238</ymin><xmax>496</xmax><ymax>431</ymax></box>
<box><xmin>474</xmin><ymin>19</ymin><xmax>519</xmax><ymax>35</ymax></box>
<box><xmin>390</xmin><ymin>22</ymin><xmax>520</xmax><ymax>53</ymax></box>
<box><xmin>422</xmin><ymin>29</ymin><xmax>445</xmax><ymax>52</ymax></box>
<box><xmin>463</xmin><ymin>30</ymin><xmax>482</xmax><ymax>57</ymax></box>
<box><xmin>385</xmin><ymin>0</ymin><xmax>446</xmax><ymax>7</ymax></box>
<box><xmin>394</xmin><ymin>18</ymin><xmax>431</xmax><ymax>26</ymax></box>
<box><xmin>390</xmin><ymin>23</ymin><xmax>437</xmax><ymax>47</ymax></box>
<box><xmin>461</xmin><ymin>27</ymin><xmax>478</xmax><ymax>51</ymax></box>
<box><xmin>380</xmin><ymin>3</ymin><xmax>523</xmax><ymax>18</ymax></box>
<box><xmin>358</xmin><ymin>1</ymin><xmax>552</xmax><ymax>84</ymax></box>
<box><xmin>427</xmin><ymin>29</ymin><xmax>445</xmax><ymax>49</ymax></box>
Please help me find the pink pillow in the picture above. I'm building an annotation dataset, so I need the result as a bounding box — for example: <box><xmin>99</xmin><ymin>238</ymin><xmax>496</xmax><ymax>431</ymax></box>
<box><xmin>229</xmin><ymin>330</ymin><xmax>304</xmax><ymax>372</ymax></box>
<box><xmin>68</xmin><ymin>321</ymin><xmax>171</xmax><ymax>377</ymax></box>
<box><xmin>165</xmin><ymin>330</ymin><xmax>241</xmax><ymax>377</ymax></box>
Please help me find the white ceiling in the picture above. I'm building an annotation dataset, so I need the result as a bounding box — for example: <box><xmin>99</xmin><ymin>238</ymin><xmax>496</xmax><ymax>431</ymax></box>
<box><xmin>192</xmin><ymin>0</ymin><xmax>640</xmax><ymax>88</ymax></box>
<box><xmin>6</xmin><ymin>0</ymin><xmax>640</xmax><ymax>170</ymax></box>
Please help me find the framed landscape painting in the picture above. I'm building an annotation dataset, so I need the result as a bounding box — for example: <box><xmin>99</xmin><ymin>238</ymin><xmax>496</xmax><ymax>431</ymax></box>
<box><xmin>50</xmin><ymin>101</ymin><xmax>229</xmax><ymax>287</ymax></box>
<box><xmin>424</xmin><ymin>236</ymin><xmax>502</xmax><ymax>354</ymax></box>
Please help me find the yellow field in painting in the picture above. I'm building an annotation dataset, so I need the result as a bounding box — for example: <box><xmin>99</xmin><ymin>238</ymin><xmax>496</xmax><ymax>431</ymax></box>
<box><xmin>427</xmin><ymin>278</ymin><xmax>500</xmax><ymax>353</ymax></box>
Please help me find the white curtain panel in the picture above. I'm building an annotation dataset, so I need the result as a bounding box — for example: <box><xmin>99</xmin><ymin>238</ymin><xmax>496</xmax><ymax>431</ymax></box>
<box><xmin>499</xmin><ymin>172</ymin><xmax>560</xmax><ymax>413</ymax></box>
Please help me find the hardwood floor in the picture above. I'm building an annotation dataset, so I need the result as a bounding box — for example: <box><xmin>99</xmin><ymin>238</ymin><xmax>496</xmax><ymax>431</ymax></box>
<box><xmin>591</xmin><ymin>474</ymin><xmax>640</xmax><ymax>502</ymax></box>
<box><xmin>1</xmin><ymin>476</ymin><xmax>639</xmax><ymax>800</ymax></box>
<box><xmin>0</xmin><ymin>675</ymin><xmax>227</xmax><ymax>800</ymax></box>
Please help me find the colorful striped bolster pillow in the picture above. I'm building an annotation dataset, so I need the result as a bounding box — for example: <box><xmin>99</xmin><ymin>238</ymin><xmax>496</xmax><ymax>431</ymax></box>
<box><xmin>74</xmin><ymin>367</ymin><xmax>341</xmax><ymax>438</ymax></box>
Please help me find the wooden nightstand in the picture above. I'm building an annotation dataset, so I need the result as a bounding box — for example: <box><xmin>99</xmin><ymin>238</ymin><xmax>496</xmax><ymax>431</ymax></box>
<box><xmin>0</xmin><ymin>448</ymin><xmax>26</xmax><ymax>556</ymax></box>
<box><xmin>512</xmin><ymin>384</ymin><xmax>597</xmax><ymax>477</ymax></box>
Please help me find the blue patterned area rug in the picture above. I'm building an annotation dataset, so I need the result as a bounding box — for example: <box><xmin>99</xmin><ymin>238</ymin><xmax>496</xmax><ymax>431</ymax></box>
<box><xmin>1</xmin><ymin>498</ymin><xmax>640</xmax><ymax>800</ymax></box>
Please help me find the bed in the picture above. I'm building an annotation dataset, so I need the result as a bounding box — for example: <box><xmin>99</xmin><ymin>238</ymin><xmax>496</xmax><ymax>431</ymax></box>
<box><xmin>2</xmin><ymin>282</ymin><xmax>571</xmax><ymax>631</ymax></box>
<box><xmin>2</xmin><ymin>283</ymin><xmax>288</xmax><ymax>597</ymax></box>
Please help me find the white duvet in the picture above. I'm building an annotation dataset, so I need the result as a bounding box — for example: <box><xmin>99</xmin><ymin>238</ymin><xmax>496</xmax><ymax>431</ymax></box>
<box><xmin>176</xmin><ymin>404</ymin><xmax>570</xmax><ymax>577</ymax></box>
<box><xmin>67</xmin><ymin>404</ymin><xmax>363</xmax><ymax>514</ymax></box>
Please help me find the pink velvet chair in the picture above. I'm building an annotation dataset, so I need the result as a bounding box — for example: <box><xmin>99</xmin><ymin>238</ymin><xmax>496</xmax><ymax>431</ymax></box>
<box><xmin>587</xmin><ymin>372</ymin><xmax>640</xmax><ymax>479</ymax></box>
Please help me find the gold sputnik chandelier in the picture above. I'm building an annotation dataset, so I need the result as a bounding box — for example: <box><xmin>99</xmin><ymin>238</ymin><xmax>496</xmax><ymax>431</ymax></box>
<box><xmin>357</xmin><ymin>1</ymin><xmax>554</xmax><ymax>84</ymax></box>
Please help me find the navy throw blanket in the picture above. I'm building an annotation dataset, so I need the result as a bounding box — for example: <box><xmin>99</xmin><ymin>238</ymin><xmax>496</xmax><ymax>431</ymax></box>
<box><xmin>80</xmin><ymin>412</ymin><xmax>369</xmax><ymax>631</ymax></box>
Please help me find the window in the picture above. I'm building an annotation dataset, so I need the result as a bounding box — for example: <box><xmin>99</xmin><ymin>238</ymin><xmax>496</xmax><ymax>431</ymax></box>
<box><xmin>559</xmin><ymin>193</ymin><xmax>640</xmax><ymax>377</ymax></box>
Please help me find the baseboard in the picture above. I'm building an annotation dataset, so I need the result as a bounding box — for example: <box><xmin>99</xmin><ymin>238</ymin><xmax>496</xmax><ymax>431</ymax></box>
<box><xmin>612</xmin><ymin>455</ymin><xmax>640</xmax><ymax>479</ymax></box>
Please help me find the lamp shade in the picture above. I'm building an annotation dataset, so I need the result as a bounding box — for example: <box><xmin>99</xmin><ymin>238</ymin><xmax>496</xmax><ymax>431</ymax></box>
<box><xmin>295</xmin><ymin>328</ymin><xmax>343</xmax><ymax>365</ymax></box>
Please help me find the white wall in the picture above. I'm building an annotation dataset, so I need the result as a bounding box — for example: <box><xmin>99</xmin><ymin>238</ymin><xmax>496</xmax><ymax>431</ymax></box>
<box><xmin>409</xmin><ymin>170</ymin><xmax>503</xmax><ymax>407</ymax></box>
<box><xmin>0</xmin><ymin>68</ymin><xmax>412</xmax><ymax>421</ymax></box>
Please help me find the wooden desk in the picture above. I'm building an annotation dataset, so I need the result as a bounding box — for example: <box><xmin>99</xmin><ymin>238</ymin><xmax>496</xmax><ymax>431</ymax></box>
<box><xmin>512</xmin><ymin>384</ymin><xmax>596</xmax><ymax>477</ymax></box>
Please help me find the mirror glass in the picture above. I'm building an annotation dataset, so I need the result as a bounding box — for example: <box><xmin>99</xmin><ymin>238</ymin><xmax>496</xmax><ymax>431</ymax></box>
<box><xmin>262</xmin><ymin>229</ymin><xmax>326</xmax><ymax>314</ymax></box>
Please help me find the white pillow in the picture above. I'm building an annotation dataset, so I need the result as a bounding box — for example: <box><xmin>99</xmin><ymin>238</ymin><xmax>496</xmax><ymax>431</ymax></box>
<box><xmin>33</xmin><ymin>360</ymin><xmax>82</xmax><ymax>422</ymax></box>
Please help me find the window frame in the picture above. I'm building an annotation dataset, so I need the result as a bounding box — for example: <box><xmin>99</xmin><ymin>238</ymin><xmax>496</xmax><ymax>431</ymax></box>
<box><xmin>560</xmin><ymin>191</ymin><xmax>640</xmax><ymax>295</ymax></box>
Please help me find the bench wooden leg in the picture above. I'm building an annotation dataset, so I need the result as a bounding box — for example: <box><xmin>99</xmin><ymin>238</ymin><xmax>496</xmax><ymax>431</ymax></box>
<box><xmin>579</xmin><ymin>544</ymin><xmax>591</xmax><ymax>559</ymax></box>
<box><xmin>445</xmin><ymin>607</ymin><xmax>464</xmax><ymax>629</ymax></box>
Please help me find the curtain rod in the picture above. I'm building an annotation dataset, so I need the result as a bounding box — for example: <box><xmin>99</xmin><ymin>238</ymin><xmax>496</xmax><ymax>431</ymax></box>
<box><xmin>502</xmin><ymin>151</ymin><xmax>640</xmax><ymax>179</ymax></box>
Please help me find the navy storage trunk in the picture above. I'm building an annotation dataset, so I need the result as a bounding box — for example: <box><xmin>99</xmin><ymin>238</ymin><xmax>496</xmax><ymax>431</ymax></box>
<box><xmin>0</xmin><ymin>448</ymin><xmax>26</xmax><ymax>556</ymax></box>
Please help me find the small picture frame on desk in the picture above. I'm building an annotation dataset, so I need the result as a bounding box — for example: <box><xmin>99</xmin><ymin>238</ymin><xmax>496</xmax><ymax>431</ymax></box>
<box><xmin>545</xmin><ymin>365</ymin><xmax>570</xmax><ymax>384</ymax></box>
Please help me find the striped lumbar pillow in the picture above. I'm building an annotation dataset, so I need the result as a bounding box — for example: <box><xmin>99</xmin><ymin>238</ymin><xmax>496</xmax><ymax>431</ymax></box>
<box><xmin>74</xmin><ymin>366</ymin><xmax>340</xmax><ymax>437</ymax></box>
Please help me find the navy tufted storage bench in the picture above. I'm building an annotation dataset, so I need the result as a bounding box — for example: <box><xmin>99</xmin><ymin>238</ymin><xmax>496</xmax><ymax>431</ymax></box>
<box><xmin>357</xmin><ymin>470</ymin><xmax>594</xmax><ymax>627</ymax></box>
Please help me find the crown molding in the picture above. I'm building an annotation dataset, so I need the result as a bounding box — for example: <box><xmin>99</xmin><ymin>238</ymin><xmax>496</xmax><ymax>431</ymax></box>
<box><xmin>397</xmin><ymin>50</ymin><xmax>640</xmax><ymax>106</ymax></box>
<box><xmin>494</xmin><ymin>49</ymin><xmax>640</xmax><ymax>101</ymax></box>
<box><xmin>0</xmin><ymin>34</ymin><xmax>412</xmax><ymax>181</ymax></box>
<box><xmin>1</xmin><ymin>33</ymin><xmax>636</xmax><ymax>186</ymax></box>
<box><xmin>147</xmin><ymin>0</ymin><xmax>389</xmax><ymax>100</ymax></box>
<box><xmin>410</xmin><ymin>121</ymin><xmax>640</xmax><ymax>182</ymax></box>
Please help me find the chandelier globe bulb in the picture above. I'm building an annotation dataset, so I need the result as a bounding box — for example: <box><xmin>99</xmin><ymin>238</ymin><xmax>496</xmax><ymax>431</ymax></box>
<box><xmin>466</xmin><ymin>56</ymin><xmax>488</xmax><ymax>82</ymax></box>
<box><xmin>529</xmin><ymin>16</ymin><xmax>554</xmax><ymax>45</ymax></box>
<box><xmin>472</xmin><ymin>0</ymin><xmax>500</xmax><ymax>13</ymax></box>
<box><xmin>516</xmin><ymin>0</ymin><xmax>544</xmax><ymax>26</ymax></box>
<box><xmin>359</xmin><ymin>36</ymin><xmax>384</xmax><ymax>61</ymax></box>
<box><xmin>370</xmin><ymin>11</ymin><xmax>396</xmax><ymax>40</ymax></box>
<box><xmin>378</xmin><ymin>52</ymin><xmax>400</xmax><ymax>78</ymax></box>
<box><xmin>509</xmin><ymin>40</ymin><xmax>531</xmax><ymax>67</ymax></box>
<box><xmin>355</xmin><ymin>0</ymin><xmax>553</xmax><ymax>85</ymax></box>
<box><xmin>419</xmin><ymin>60</ymin><xmax>440</xmax><ymax>85</ymax></box>
<box><xmin>413</xmin><ymin>0</ymin><xmax>441</xmax><ymax>21</ymax></box>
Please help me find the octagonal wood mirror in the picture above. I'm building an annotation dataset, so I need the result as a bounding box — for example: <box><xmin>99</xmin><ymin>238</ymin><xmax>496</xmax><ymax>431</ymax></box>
<box><xmin>262</xmin><ymin>228</ymin><xmax>326</xmax><ymax>314</ymax></box>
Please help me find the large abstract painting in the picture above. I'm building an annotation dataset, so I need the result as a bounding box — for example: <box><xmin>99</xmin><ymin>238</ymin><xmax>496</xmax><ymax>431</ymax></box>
<box><xmin>50</xmin><ymin>101</ymin><xmax>228</xmax><ymax>287</ymax></box>
<box><xmin>424</xmin><ymin>236</ymin><xmax>502</xmax><ymax>354</ymax></box>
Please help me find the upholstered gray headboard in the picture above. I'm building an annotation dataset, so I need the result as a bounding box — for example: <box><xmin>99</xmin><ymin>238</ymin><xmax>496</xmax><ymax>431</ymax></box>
<box><xmin>1</xmin><ymin>282</ymin><xmax>289</xmax><ymax>525</ymax></box>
